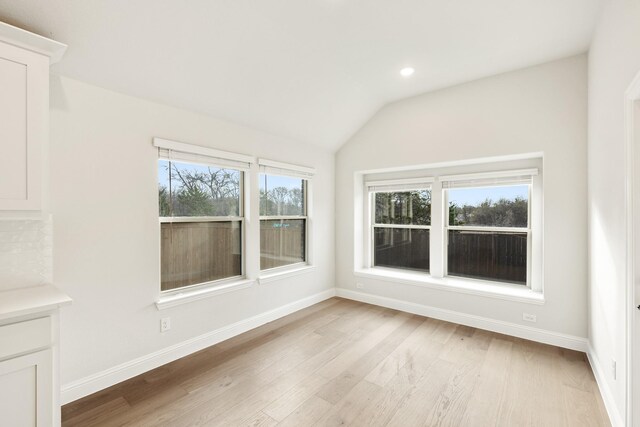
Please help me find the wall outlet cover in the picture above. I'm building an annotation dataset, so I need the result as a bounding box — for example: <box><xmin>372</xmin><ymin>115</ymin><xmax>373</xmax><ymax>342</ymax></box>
<box><xmin>160</xmin><ymin>317</ymin><xmax>171</xmax><ymax>332</ymax></box>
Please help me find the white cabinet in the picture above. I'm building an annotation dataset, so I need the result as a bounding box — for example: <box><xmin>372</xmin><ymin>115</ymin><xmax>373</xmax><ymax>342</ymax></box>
<box><xmin>0</xmin><ymin>285</ymin><xmax>71</xmax><ymax>427</ymax></box>
<box><xmin>0</xmin><ymin>349</ymin><xmax>52</xmax><ymax>427</ymax></box>
<box><xmin>0</xmin><ymin>42</ymin><xmax>46</xmax><ymax>210</ymax></box>
<box><xmin>0</xmin><ymin>22</ymin><xmax>66</xmax><ymax>211</ymax></box>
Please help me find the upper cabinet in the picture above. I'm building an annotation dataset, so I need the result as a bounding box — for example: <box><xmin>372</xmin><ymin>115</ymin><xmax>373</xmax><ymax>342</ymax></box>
<box><xmin>0</xmin><ymin>22</ymin><xmax>66</xmax><ymax>212</ymax></box>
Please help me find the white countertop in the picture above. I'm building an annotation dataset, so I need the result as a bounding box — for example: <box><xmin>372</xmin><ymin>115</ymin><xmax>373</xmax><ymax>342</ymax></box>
<box><xmin>0</xmin><ymin>284</ymin><xmax>72</xmax><ymax>321</ymax></box>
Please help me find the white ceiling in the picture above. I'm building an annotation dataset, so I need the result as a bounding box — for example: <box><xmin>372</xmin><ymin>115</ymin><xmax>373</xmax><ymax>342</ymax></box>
<box><xmin>0</xmin><ymin>0</ymin><xmax>600</xmax><ymax>151</ymax></box>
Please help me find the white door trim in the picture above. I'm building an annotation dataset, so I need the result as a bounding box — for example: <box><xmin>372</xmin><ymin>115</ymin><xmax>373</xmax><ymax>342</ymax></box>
<box><xmin>625</xmin><ymin>70</ymin><xmax>640</xmax><ymax>427</ymax></box>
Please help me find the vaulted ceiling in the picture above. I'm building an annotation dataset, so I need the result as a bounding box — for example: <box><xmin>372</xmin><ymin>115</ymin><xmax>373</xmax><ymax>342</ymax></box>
<box><xmin>0</xmin><ymin>0</ymin><xmax>600</xmax><ymax>150</ymax></box>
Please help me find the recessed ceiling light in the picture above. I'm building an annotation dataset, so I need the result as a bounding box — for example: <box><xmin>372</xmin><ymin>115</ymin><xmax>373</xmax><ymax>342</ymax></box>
<box><xmin>400</xmin><ymin>67</ymin><xmax>415</xmax><ymax>78</ymax></box>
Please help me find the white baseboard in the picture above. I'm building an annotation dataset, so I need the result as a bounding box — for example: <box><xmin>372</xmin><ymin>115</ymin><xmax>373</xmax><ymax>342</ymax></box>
<box><xmin>586</xmin><ymin>344</ymin><xmax>624</xmax><ymax>427</ymax></box>
<box><xmin>335</xmin><ymin>288</ymin><xmax>588</xmax><ymax>352</ymax></box>
<box><xmin>61</xmin><ymin>288</ymin><xmax>336</xmax><ymax>404</ymax></box>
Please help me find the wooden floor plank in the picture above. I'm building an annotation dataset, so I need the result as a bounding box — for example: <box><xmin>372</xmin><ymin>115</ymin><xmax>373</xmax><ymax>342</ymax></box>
<box><xmin>314</xmin><ymin>379</ymin><xmax>382</xmax><ymax>426</ymax></box>
<box><xmin>276</xmin><ymin>395</ymin><xmax>333</xmax><ymax>427</ymax></box>
<box><xmin>563</xmin><ymin>384</ymin><xmax>611</xmax><ymax>427</ymax></box>
<box><xmin>263</xmin><ymin>374</ymin><xmax>331</xmax><ymax>422</ymax></box>
<box><xmin>348</xmin><ymin>375</ymin><xmax>415</xmax><ymax>427</ymax></box>
<box><xmin>62</xmin><ymin>297</ymin><xmax>610</xmax><ymax>427</ymax></box>
<box><xmin>385</xmin><ymin>359</ymin><xmax>457</xmax><ymax>427</ymax></box>
<box><xmin>529</xmin><ymin>344</ymin><xmax>567</xmax><ymax>427</ymax></box>
<box><xmin>315</xmin><ymin>311</ymin><xmax>412</xmax><ymax>380</ymax></box>
<box><xmin>459</xmin><ymin>337</ymin><xmax>512</xmax><ymax>426</ymax></box>
<box><xmin>97</xmin><ymin>386</ymin><xmax>188</xmax><ymax>427</ymax></box>
<box><xmin>495</xmin><ymin>337</ymin><xmax>537</xmax><ymax>426</ymax></box>
<box><xmin>315</xmin><ymin>314</ymin><xmax>422</xmax><ymax>404</ymax></box>
<box><xmin>168</xmin><ymin>308</ymin><xmax>405</xmax><ymax>426</ymax></box>
<box><xmin>63</xmin><ymin>397</ymin><xmax>130</xmax><ymax>427</ymax></box>
<box><xmin>364</xmin><ymin>316</ymin><xmax>438</xmax><ymax>387</ymax></box>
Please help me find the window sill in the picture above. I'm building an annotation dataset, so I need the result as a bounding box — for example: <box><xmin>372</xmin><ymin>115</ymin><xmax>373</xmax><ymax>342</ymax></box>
<box><xmin>155</xmin><ymin>279</ymin><xmax>254</xmax><ymax>310</ymax></box>
<box><xmin>354</xmin><ymin>268</ymin><xmax>544</xmax><ymax>305</ymax></box>
<box><xmin>258</xmin><ymin>265</ymin><xmax>316</xmax><ymax>285</ymax></box>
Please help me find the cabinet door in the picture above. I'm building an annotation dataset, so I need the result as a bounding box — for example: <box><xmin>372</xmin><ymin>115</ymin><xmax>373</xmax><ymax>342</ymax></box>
<box><xmin>0</xmin><ymin>41</ymin><xmax>48</xmax><ymax>210</ymax></box>
<box><xmin>0</xmin><ymin>349</ymin><xmax>53</xmax><ymax>427</ymax></box>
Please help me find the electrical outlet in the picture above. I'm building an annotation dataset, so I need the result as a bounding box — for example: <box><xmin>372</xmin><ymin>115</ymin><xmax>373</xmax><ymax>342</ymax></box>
<box><xmin>160</xmin><ymin>317</ymin><xmax>171</xmax><ymax>332</ymax></box>
<box><xmin>522</xmin><ymin>313</ymin><xmax>537</xmax><ymax>322</ymax></box>
<box><xmin>356</xmin><ymin>282</ymin><xmax>364</xmax><ymax>289</ymax></box>
<box><xmin>612</xmin><ymin>359</ymin><xmax>617</xmax><ymax>380</ymax></box>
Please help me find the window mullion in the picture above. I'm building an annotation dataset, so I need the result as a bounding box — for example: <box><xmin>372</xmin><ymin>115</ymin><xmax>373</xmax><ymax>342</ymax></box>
<box><xmin>160</xmin><ymin>216</ymin><xmax>244</xmax><ymax>223</ymax></box>
<box><xmin>373</xmin><ymin>224</ymin><xmax>431</xmax><ymax>229</ymax></box>
<box><xmin>367</xmin><ymin>190</ymin><xmax>373</xmax><ymax>269</ymax></box>
<box><xmin>446</xmin><ymin>225</ymin><xmax>529</xmax><ymax>233</ymax></box>
<box><xmin>260</xmin><ymin>215</ymin><xmax>308</xmax><ymax>220</ymax></box>
<box><xmin>244</xmin><ymin>164</ymin><xmax>259</xmax><ymax>281</ymax></box>
<box><xmin>430</xmin><ymin>179</ymin><xmax>444</xmax><ymax>278</ymax></box>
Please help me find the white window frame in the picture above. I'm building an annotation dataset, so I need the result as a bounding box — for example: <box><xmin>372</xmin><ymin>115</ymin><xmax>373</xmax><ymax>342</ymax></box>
<box><xmin>154</xmin><ymin>138</ymin><xmax>252</xmax><ymax>297</ymax></box>
<box><xmin>361</xmin><ymin>165</ymin><xmax>543</xmax><ymax>300</ymax></box>
<box><xmin>365</xmin><ymin>178</ymin><xmax>434</xmax><ymax>271</ymax></box>
<box><xmin>258</xmin><ymin>159</ymin><xmax>315</xmax><ymax>275</ymax></box>
<box><xmin>442</xmin><ymin>172</ymin><xmax>535</xmax><ymax>288</ymax></box>
<box><xmin>153</xmin><ymin>141</ymin><xmax>320</xmax><ymax>307</ymax></box>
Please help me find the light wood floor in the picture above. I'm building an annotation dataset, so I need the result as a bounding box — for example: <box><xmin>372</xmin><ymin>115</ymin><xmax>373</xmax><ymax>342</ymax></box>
<box><xmin>62</xmin><ymin>298</ymin><xmax>610</xmax><ymax>427</ymax></box>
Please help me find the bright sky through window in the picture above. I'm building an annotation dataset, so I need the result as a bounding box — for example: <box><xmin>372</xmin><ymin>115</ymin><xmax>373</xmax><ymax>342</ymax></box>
<box><xmin>448</xmin><ymin>185</ymin><xmax>528</xmax><ymax>206</ymax></box>
<box><xmin>260</xmin><ymin>174</ymin><xmax>301</xmax><ymax>191</ymax></box>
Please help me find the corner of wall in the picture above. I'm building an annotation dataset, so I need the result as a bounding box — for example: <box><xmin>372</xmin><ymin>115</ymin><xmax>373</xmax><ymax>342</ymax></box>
<box><xmin>586</xmin><ymin>344</ymin><xmax>625</xmax><ymax>427</ymax></box>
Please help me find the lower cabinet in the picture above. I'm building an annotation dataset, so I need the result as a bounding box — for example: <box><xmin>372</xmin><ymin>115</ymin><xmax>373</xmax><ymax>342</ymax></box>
<box><xmin>0</xmin><ymin>349</ymin><xmax>52</xmax><ymax>427</ymax></box>
<box><xmin>0</xmin><ymin>285</ymin><xmax>71</xmax><ymax>426</ymax></box>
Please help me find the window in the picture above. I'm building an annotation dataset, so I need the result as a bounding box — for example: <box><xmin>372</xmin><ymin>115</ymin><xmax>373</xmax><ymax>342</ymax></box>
<box><xmin>153</xmin><ymin>140</ymin><xmax>317</xmax><ymax>306</ymax></box>
<box><xmin>156</xmin><ymin>140</ymin><xmax>251</xmax><ymax>292</ymax></box>
<box><xmin>369</xmin><ymin>180</ymin><xmax>432</xmax><ymax>272</ymax></box>
<box><xmin>363</xmin><ymin>167</ymin><xmax>540</xmax><ymax>290</ymax></box>
<box><xmin>259</xmin><ymin>173</ymin><xmax>308</xmax><ymax>270</ymax></box>
<box><xmin>445</xmin><ymin>182</ymin><xmax>529</xmax><ymax>285</ymax></box>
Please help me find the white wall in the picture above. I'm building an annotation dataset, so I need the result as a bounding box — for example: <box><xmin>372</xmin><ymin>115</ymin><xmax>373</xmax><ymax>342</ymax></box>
<box><xmin>588</xmin><ymin>0</ymin><xmax>640</xmax><ymax>422</ymax></box>
<box><xmin>49</xmin><ymin>76</ymin><xmax>335</xmax><ymax>392</ymax></box>
<box><xmin>336</xmin><ymin>55</ymin><xmax>587</xmax><ymax>337</ymax></box>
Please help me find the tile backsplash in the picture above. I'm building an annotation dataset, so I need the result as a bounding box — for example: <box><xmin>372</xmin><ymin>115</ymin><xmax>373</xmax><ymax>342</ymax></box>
<box><xmin>0</xmin><ymin>218</ymin><xmax>52</xmax><ymax>292</ymax></box>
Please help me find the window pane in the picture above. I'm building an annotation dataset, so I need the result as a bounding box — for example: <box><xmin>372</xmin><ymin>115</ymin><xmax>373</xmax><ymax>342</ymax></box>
<box><xmin>447</xmin><ymin>230</ymin><xmax>527</xmax><ymax>285</ymax></box>
<box><xmin>158</xmin><ymin>160</ymin><xmax>241</xmax><ymax>217</ymax></box>
<box><xmin>375</xmin><ymin>190</ymin><xmax>431</xmax><ymax>225</ymax></box>
<box><xmin>448</xmin><ymin>185</ymin><xmax>528</xmax><ymax>227</ymax></box>
<box><xmin>260</xmin><ymin>174</ymin><xmax>305</xmax><ymax>216</ymax></box>
<box><xmin>260</xmin><ymin>219</ymin><xmax>305</xmax><ymax>270</ymax></box>
<box><xmin>374</xmin><ymin>228</ymin><xmax>429</xmax><ymax>272</ymax></box>
<box><xmin>160</xmin><ymin>221</ymin><xmax>242</xmax><ymax>291</ymax></box>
